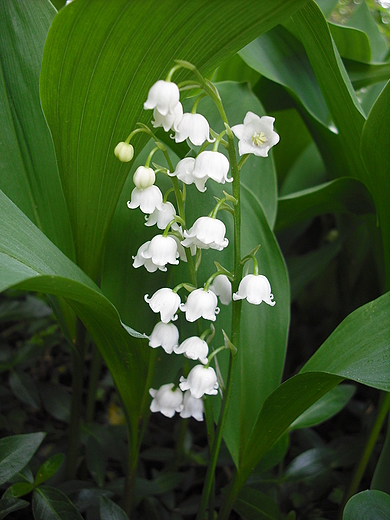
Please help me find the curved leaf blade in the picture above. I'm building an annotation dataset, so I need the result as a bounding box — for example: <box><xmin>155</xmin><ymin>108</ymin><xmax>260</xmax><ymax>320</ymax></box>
<box><xmin>32</xmin><ymin>486</ymin><xmax>83</xmax><ymax>520</ymax></box>
<box><xmin>39</xmin><ymin>0</ymin><xmax>310</xmax><ymax>280</ymax></box>
<box><xmin>343</xmin><ymin>490</ymin><xmax>390</xmax><ymax>520</ymax></box>
<box><xmin>0</xmin><ymin>432</ymin><xmax>45</xmax><ymax>486</ymax></box>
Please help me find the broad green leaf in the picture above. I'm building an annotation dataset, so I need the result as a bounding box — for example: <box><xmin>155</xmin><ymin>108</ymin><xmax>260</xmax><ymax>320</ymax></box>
<box><xmin>99</xmin><ymin>496</ymin><xmax>128</xmax><ymax>520</ymax></box>
<box><xmin>40</xmin><ymin>0</ymin><xmax>310</xmax><ymax>281</ymax></box>
<box><xmin>302</xmin><ymin>291</ymin><xmax>390</xmax><ymax>389</ymax></box>
<box><xmin>0</xmin><ymin>1</ymin><xmax>74</xmax><ymax>260</ymax></box>
<box><xmin>232</xmin><ymin>186</ymin><xmax>290</xmax><ymax>463</ymax></box>
<box><xmin>0</xmin><ymin>432</ymin><xmax>45</xmax><ymax>486</ymax></box>
<box><xmin>34</xmin><ymin>453</ymin><xmax>65</xmax><ymax>486</ymax></box>
<box><xmin>347</xmin><ymin>1</ymin><xmax>389</xmax><ymax>62</ymax></box>
<box><xmin>329</xmin><ymin>23</ymin><xmax>371</xmax><ymax>63</ymax></box>
<box><xmin>32</xmin><ymin>486</ymin><xmax>84</xmax><ymax>520</ymax></box>
<box><xmin>292</xmin><ymin>1</ymin><xmax>367</xmax><ymax>179</ymax></box>
<box><xmin>276</xmin><ymin>177</ymin><xmax>375</xmax><ymax>232</ymax></box>
<box><xmin>283</xmin><ymin>446</ymin><xmax>336</xmax><ymax>481</ymax></box>
<box><xmin>343</xmin><ymin>490</ymin><xmax>390</xmax><ymax>520</ymax></box>
<box><xmin>240</xmin><ymin>25</ymin><xmax>331</xmax><ymax>126</ymax></box>
<box><xmin>280</xmin><ymin>142</ymin><xmax>326</xmax><ymax>196</ymax></box>
<box><xmin>290</xmin><ymin>384</ymin><xmax>355</xmax><ymax>430</ymax></box>
<box><xmin>212</xmin><ymin>54</ymin><xmax>261</xmax><ymax>86</ymax></box>
<box><xmin>2</xmin><ymin>482</ymin><xmax>34</xmax><ymax>499</ymax></box>
<box><xmin>0</xmin><ymin>497</ymin><xmax>29</xmax><ymax>519</ymax></box>
<box><xmin>0</xmin><ymin>189</ymin><xmax>149</xmax><ymax>441</ymax></box>
<box><xmin>233</xmin><ymin>487</ymin><xmax>279</xmax><ymax>520</ymax></box>
<box><xmin>360</xmin><ymin>80</ymin><xmax>390</xmax><ymax>289</ymax></box>
<box><xmin>86</xmin><ymin>436</ymin><xmax>105</xmax><ymax>488</ymax></box>
<box><xmin>39</xmin><ymin>383</ymin><xmax>71</xmax><ymax>423</ymax></box>
<box><xmin>231</xmin><ymin>291</ymin><xmax>390</xmax><ymax>501</ymax></box>
<box><xmin>8</xmin><ymin>370</ymin><xmax>40</xmax><ymax>409</ymax></box>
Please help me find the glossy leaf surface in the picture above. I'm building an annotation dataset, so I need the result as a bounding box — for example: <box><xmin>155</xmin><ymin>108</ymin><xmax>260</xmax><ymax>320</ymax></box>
<box><xmin>32</xmin><ymin>486</ymin><xmax>84</xmax><ymax>520</ymax></box>
<box><xmin>343</xmin><ymin>490</ymin><xmax>390</xmax><ymax>520</ymax></box>
<box><xmin>0</xmin><ymin>433</ymin><xmax>45</xmax><ymax>486</ymax></box>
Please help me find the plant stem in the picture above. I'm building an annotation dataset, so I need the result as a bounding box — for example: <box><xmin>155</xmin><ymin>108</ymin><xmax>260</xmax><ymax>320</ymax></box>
<box><xmin>340</xmin><ymin>390</ymin><xmax>390</xmax><ymax>515</ymax></box>
<box><xmin>65</xmin><ymin>319</ymin><xmax>87</xmax><ymax>479</ymax></box>
<box><xmin>196</xmin><ymin>86</ymin><xmax>242</xmax><ymax>520</ymax></box>
<box><xmin>85</xmin><ymin>344</ymin><xmax>103</xmax><ymax>423</ymax></box>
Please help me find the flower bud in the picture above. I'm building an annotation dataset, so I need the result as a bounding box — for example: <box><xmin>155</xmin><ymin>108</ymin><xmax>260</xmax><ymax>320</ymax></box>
<box><xmin>133</xmin><ymin>166</ymin><xmax>155</xmax><ymax>189</ymax></box>
<box><xmin>114</xmin><ymin>141</ymin><xmax>134</xmax><ymax>162</ymax></box>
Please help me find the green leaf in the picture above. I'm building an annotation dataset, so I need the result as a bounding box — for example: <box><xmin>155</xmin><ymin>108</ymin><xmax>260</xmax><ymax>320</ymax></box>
<box><xmin>344</xmin><ymin>60</ymin><xmax>390</xmax><ymax>90</ymax></box>
<box><xmin>276</xmin><ymin>177</ymin><xmax>375</xmax><ymax>233</ymax></box>
<box><xmin>2</xmin><ymin>482</ymin><xmax>34</xmax><ymax>499</ymax></box>
<box><xmin>329</xmin><ymin>23</ymin><xmax>371</xmax><ymax>63</ymax></box>
<box><xmin>32</xmin><ymin>486</ymin><xmax>84</xmax><ymax>520</ymax></box>
<box><xmin>283</xmin><ymin>446</ymin><xmax>336</xmax><ymax>481</ymax></box>
<box><xmin>0</xmin><ymin>0</ymin><xmax>74</xmax><ymax>260</ymax></box>
<box><xmin>99</xmin><ymin>496</ymin><xmax>128</xmax><ymax>520</ymax></box>
<box><xmin>291</xmin><ymin>0</ymin><xmax>367</xmax><ymax>177</ymax></box>
<box><xmin>8</xmin><ymin>370</ymin><xmax>40</xmax><ymax>409</ymax></box>
<box><xmin>86</xmin><ymin>436</ymin><xmax>105</xmax><ymax>488</ymax></box>
<box><xmin>0</xmin><ymin>432</ymin><xmax>45</xmax><ymax>486</ymax></box>
<box><xmin>39</xmin><ymin>0</ymin><xmax>310</xmax><ymax>280</ymax></box>
<box><xmin>34</xmin><ymin>453</ymin><xmax>64</xmax><ymax>486</ymax></box>
<box><xmin>233</xmin><ymin>487</ymin><xmax>279</xmax><ymax>520</ymax></box>
<box><xmin>343</xmin><ymin>490</ymin><xmax>390</xmax><ymax>520</ymax></box>
<box><xmin>360</xmin><ymin>80</ymin><xmax>390</xmax><ymax>289</ymax></box>
<box><xmin>0</xmin><ymin>497</ymin><xmax>29</xmax><ymax>520</ymax></box>
<box><xmin>301</xmin><ymin>291</ymin><xmax>390</xmax><ymax>390</ymax></box>
<box><xmin>0</xmin><ymin>189</ymin><xmax>148</xmax><ymax>441</ymax></box>
<box><xmin>290</xmin><ymin>384</ymin><xmax>355</xmax><ymax>430</ymax></box>
<box><xmin>39</xmin><ymin>383</ymin><xmax>71</xmax><ymax>423</ymax></box>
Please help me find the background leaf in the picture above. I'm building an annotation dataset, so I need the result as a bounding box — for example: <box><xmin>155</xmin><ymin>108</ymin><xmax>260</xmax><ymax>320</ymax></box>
<box><xmin>99</xmin><ymin>496</ymin><xmax>128</xmax><ymax>520</ymax></box>
<box><xmin>0</xmin><ymin>498</ymin><xmax>29</xmax><ymax>520</ymax></box>
<box><xmin>32</xmin><ymin>486</ymin><xmax>84</xmax><ymax>520</ymax></box>
<box><xmin>343</xmin><ymin>490</ymin><xmax>390</xmax><ymax>520</ymax></box>
<box><xmin>0</xmin><ymin>432</ymin><xmax>45</xmax><ymax>486</ymax></box>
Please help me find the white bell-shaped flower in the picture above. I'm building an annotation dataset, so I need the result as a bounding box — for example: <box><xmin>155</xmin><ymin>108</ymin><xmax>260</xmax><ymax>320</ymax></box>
<box><xmin>145</xmin><ymin>288</ymin><xmax>181</xmax><ymax>323</ymax></box>
<box><xmin>180</xmin><ymin>390</ymin><xmax>204</xmax><ymax>421</ymax></box>
<box><xmin>152</xmin><ymin>102</ymin><xmax>183</xmax><ymax>132</ymax></box>
<box><xmin>169</xmin><ymin>157</ymin><xmax>207</xmax><ymax>192</ymax></box>
<box><xmin>114</xmin><ymin>142</ymin><xmax>134</xmax><ymax>162</ymax></box>
<box><xmin>145</xmin><ymin>201</ymin><xmax>177</xmax><ymax>230</ymax></box>
<box><xmin>179</xmin><ymin>365</ymin><xmax>219</xmax><ymax>399</ymax></box>
<box><xmin>133</xmin><ymin>241</ymin><xmax>163</xmax><ymax>273</ymax></box>
<box><xmin>181</xmin><ymin>217</ymin><xmax>228</xmax><ymax>251</ymax></box>
<box><xmin>233</xmin><ymin>274</ymin><xmax>276</xmax><ymax>306</ymax></box>
<box><xmin>149</xmin><ymin>322</ymin><xmax>179</xmax><ymax>354</ymax></box>
<box><xmin>174</xmin><ymin>336</ymin><xmax>209</xmax><ymax>364</ymax></box>
<box><xmin>180</xmin><ymin>288</ymin><xmax>220</xmax><ymax>322</ymax></box>
<box><xmin>174</xmin><ymin>113</ymin><xmax>213</xmax><ymax>146</ymax></box>
<box><xmin>141</xmin><ymin>235</ymin><xmax>179</xmax><ymax>270</ymax></box>
<box><xmin>127</xmin><ymin>185</ymin><xmax>163</xmax><ymax>214</ymax></box>
<box><xmin>149</xmin><ymin>383</ymin><xmax>183</xmax><ymax>418</ymax></box>
<box><xmin>231</xmin><ymin>112</ymin><xmax>280</xmax><ymax>157</ymax></box>
<box><xmin>144</xmin><ymin>80</ymin><xmax>180</xmax><ymax>116</ymax></box>
<box><xmin>133</xmin><ymin>166</ymin><xmax>155</xmax><ymax>190</ymax></box>
<box><xmin>209</xmin><ymin>275</ymin><xmax>232</xmax><ymax>305</ymax></box>
<box><xmin>192</xmin><ymin>151</ymin><xmax>232</xmax><ymax>188</ymax></box>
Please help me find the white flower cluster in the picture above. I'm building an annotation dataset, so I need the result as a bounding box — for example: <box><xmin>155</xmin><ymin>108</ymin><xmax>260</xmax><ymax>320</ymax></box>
<box><xmin>121</xmin><ymin>76</ymin><xmax>278</xmax><ymax>421</ymax></box>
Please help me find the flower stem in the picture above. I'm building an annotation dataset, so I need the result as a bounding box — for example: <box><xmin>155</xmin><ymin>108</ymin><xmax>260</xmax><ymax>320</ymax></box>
<box><xmin>196</xmin><ymin>84</ymin><xmax>243</xmax><ymax>520</ymax></box>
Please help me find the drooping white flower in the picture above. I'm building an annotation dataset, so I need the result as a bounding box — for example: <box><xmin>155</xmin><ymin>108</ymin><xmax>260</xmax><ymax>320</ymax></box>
<box><xmin>192</xmin><ymin>151</ymin><xmax>232</xmax><ymax>188</ymax></box>
<box><xmin>114</xmin><ymin>142</ymin><xmax>134</xmax><ymax>162</ymax></box>
<box><xmin>133</xmin><ymin>241</ymin><xmax>163</xmax><ymax>273</ymax></box>
<box><xmin>145</xmin><ymin>288</ymin><xmax>181</xmax><ymax>323</ymax></box>
<box><xmin>171</xmin><ymin>234</ymin><xmax>196</xmax><ymax>262</ymax></box>
<box><xmin>231</xmin><ymin>112</ymin><xmax>280</xmax><ymax>157</ymax></box>
<box><xmin>209</xmin><ymin>275</ymin><xmax>232</xmax><ymax>305</ymax></box>
<box><xmin>149</xmin><ymin>383</ymin><xmax>183</xmax><ymax>418</ymax></box>
<box><xmin>175</xmin><ymin>113</ymin><xmax>213</xmax><ymax>146</ymax></box>
<box><xmin>181</xmin><ymin>217</ymin><xmax>228</xmax><ymax>251</ymax></box>
<box><xmin>140</xmin><ymin>235</ymin><xmax>179</xmax><ymax>270</ymax></box>
<box><xmin>127</xmin><ymin>185</ymin><xmax>163</xmax><ymax>214</ymax></box>
<box><xmin>144</xmin><ymin>80</ymin><xmax>180</xmax><ymax>116</ymax></box>
<box><xmin>152</xmin><ymin>102</ymin><xmax>183</xmax><ymax>132</ymax></box>
<box><xmin>174</xmin><ymin>336</ymin><xmax>209</xmax><ymax>364</ymax></box>
<box><xmin>180</xmin><ymin>288</ymin><xmax>220</xmax><ymax>322</ymax></box>
<box><xmin>232</xmin><ymin>274</ymin><xmax>276</xmax><ymax>306</ymax></box>
<box><xmin>169</xmin><ymin>157</ymin><xmax>207</xmax><ymax>192</ymax></box>
<box><xmin>133</xmin><ymin>166</ymin><xmax>155</xmax><ymax>190</ymax></box>
<box><xmin>149</xmin><ymin>322</ymin><xmax>179</xmax><ymax>354</ymax></box>
<box><xmin>145</xmin><ymin>201</ymin><xmax>178</xmax><ymax>230</ymax></box>
<box><xmin>180</xmin><ymin>390</ymin><xmax>204</xmax><ymax>421</ymax></box>
<box><xmin>179</xmin><ymin>365</ymin><xmax>219</xmax><ymax>399</ymax></box>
